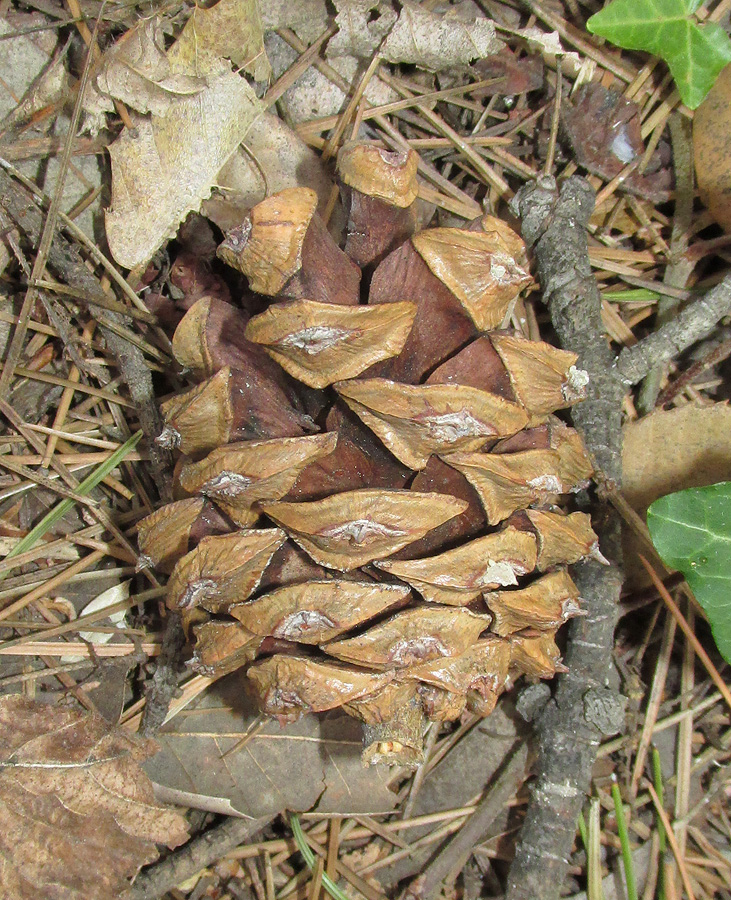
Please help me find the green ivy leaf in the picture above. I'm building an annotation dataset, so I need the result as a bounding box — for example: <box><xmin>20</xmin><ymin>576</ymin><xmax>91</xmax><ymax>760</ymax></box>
<box><xmin>587</xmin><ymin>0</ymin><xmax>731</xmax><ymax>109</ymax></box>
<box><xmin>647</xmin><ymin>481</ymin><xmax>731</xmax><ymax>663</ymax></box>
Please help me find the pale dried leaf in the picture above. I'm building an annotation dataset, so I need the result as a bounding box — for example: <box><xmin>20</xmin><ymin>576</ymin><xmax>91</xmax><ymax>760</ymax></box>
<box><xmin>167</xmin><ymin>0</ymin><xmax>270</xmax><ymax>81</ymax></box>
<box><xmin>245</xmin><ymin>300</ymin><xmax>417</xmax><ymax>388</ymax></box>
<box><xmin>0</xmin><ymin>697</ymin><xmax>187</xmax><ymax>900</ymax></box>
<box><xmin>260</xmin><ymin>488</ymin><xmax>468</xmax><ymax>570</ymax></box>
<box><xmin>106</xmin><ymin>72</ymin><xmax>263</xmax><ymax>268</ymax></box>
<box><xmin>336</xmin><ymin>378</ymin><xmax>529</xmax><ymax>469</ymax></box>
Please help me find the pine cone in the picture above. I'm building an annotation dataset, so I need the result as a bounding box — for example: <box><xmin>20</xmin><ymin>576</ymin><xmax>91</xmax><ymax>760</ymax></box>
<box><xmin>139</xmin><ymin>144</ymin><xmax>601</xmax><ymax>766</ymax></box>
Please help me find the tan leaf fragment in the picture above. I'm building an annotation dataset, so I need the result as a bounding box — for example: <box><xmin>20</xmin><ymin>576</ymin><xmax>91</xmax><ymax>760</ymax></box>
<box><xmin>484</xmin><ymin>569</ymin><xmax>583</xmax><ymax>636</ymax></box>
<box><xmin>693</xmin><ymin>61</ymin><xmax>731</xmax><ymax>232</ymax></box>
<box><xmin>444</xmin><ymin>446</ymin><xmax>590</xmax><ymax>525</ymax></box>
<box><xmin>137</xmin><ymin>497</ymin><xmax>206</xmax><ymax>572</ymax></box>
<box><xmin>525</xmin><ymin>509</ymin><xmax>601</xmax><ymax>570</ymax></box>
<box><xmin>166</xmin><ymin>528</ymin><xmax>286</xmax><ymax>612</ymax></box>
<box><xmin>411</xmin><ymin>228</ymin><xmax>531</xmax><ymax>330</ymax></box>
<box><xmin>335</xmin><ymin>378</ymin><xmax>529</xmax><ymax>470</ymax></box>
<box><xmin>248</xmin><ymin>655</ymin><xmax>393</xmax><ymax>722</ymax></box>
<box><xmin>230</xmin><ymin>580</ymin><xmax>411</xmax><ymax>643</ymax></box>
<box><xmin>510</xmin><ymin>631</ymin><xmax>566</xmax><ymax>678</ymax></box>
<box><xmin>178</xmin><ymin>433</ymin><xmax>338</xmax><ymax>526</ymax></box>
<box><xmin>105</xmin><ymin>72</ymin><xmax>263</xmax><ymax>268</ymax></box>
<box><xmin>0</xmin><ymin>696</ymin><xmax>187</xmax><ymax>900</ymax></box>
<box><xmin>217</xmin><ymin>187</ymin><xmax>318</xmax><ymax>294</ymax></box>
<box><xmin>408</xmin><ymin>635</ymin><xmax>511</xmax><ymax>718</ymax></box>
<box><xmin>376</xmin><ymin>526</ymin><xmax>538</xmax><ymax>605</ymax></box>
<box><xmin>167</xmin><ymin>0</ymin><xmax>271</xmax><ymax>81</ymax></box>
<box><xmin>490</xmin><ymin>332</ymin><xmax>588</xmax><ymax>417</ymax></box>
<box><xmin>382</xmin><ymin>1</ymin><xmax>502</xmax><ymax>72</ymax></box>
<box><xmin>245</xmin><ymin>300</ymin><xmax>417</xmax><ymax>388</ymax></box>
<box><xmin>92</xmin><ymin>18</ymin><xmax>205</xmax><ymax>117</ymax></box>
<box><xmin>323</xmin><ymin>607</ymin><xmax>490</xmax><ymax>669</ymax></box>
<box><xmin>260</xmin><ymin>489</ymin><xmax>468</xmax><ymax>571</ymax></box>
<box><xmin>191</xmin><ymin>620</ymin><xmax>262</xmax><ymax>676</ymax></box>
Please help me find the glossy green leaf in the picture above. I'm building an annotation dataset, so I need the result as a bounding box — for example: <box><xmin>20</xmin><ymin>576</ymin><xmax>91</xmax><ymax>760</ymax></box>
<box><xmin>587</xmin><ymin>0</ymin><xmax>731</xmax><ymax>109</ymax></box>
<box><xmin>647</xmin><ymin>481</ymin><xmax>731</xmax><ymax>663</ymax></box>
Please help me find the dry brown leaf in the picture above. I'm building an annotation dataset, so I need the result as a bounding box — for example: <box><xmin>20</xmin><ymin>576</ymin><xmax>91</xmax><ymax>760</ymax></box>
<box><xmin>106</xmin><ymin>72</ymin><xmax>263</xmax><ymax>268</ymax></box>
<box><xmin>245</xmin><ymin>300</ymin><xmax>417</xmax><ymax>388</ymax></box>
<box><xmin>335</xmin><ymin>378</ymin><xmax>529</xmax><ymax>469</ymax></box>
<box><xmin>167</xmin><ymin>0</ymin><xmax>270</xmax><ymax>81</ymax></box>
<box><xmin>92</xmin><ymin>19</ymin><xmax>205</xmax><ymax>117</ymax></box>
<box><xmin>376</xmin><ymin>526</ymin><xmax>538</xmax><ymax>604</ymax></box>
<box><xmin>693</xmin><ymin>62</ymin><xmax>731</xmax><ymax>231</ymax></box>
<box><xmin>260</xmin><ymin>489</ymin><xmax>468</xmax><ymax>570</ymax></box>
<box><xmin>144</xmin><ymin>672</ymin><xmax>398</xmax><ymax>816</ymax></box>
<box><xmin>323</xmin><ymin>607</ymin><xmax>490</xmax><ymax>669</ymax></box>
<box><xmin>327</xmin><ymin>0</ymin><xmax>502</xmax><ymax>71</ymax></box>
<box><xmin>0</xmin><ymin>696</ymin><xmax>187</xmax><ymax>900</ymax></box>
<box><xmin>230</xmin><ymin>580</ymin><xmax>411</xmax><ymax>643</ymax></box>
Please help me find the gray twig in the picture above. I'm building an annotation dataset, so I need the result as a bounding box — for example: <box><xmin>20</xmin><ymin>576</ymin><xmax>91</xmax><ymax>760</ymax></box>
<box><xmin>506</xmin><ymin>175</ymin><xmax>627</xmax><ymax>900</ymax></box>
<box><xmin>129</xmin><ymin>815</ymin><xmax>272</xmax><ymax>900</ymax></box>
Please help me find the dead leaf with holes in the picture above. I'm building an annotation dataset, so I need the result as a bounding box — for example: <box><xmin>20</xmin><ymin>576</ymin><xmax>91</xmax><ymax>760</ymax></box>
<box><xmin>0</xmin><ymin>696</ymin><xmax>188</xmax><ymax>900</ymax></box>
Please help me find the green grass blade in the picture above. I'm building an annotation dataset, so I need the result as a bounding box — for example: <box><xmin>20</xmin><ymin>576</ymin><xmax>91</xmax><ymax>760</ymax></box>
<box><xmin>611</xmin><ymin>780</ymin><xmax>638</xmax><ymax>900</ymax></box>
<box><xmin>289</xmin><ymin>813</ymin><xmax>353</xmax><ymax>900</ymax></box>
<box><xmin>652</xmin><ymin>746</ymin><xmax>668</xmax><ymax>900</ymax></box>
<box><xmin>0</xmin><ymin>430</ymin><xmax>142</xmax><ymax>582</ymax></box>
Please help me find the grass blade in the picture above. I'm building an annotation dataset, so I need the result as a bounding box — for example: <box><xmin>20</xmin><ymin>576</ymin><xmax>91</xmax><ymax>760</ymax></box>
<box><xmin>612</xmin><ymin>779</ymin><xmax>638</xmax><ymax>900</ymax></box>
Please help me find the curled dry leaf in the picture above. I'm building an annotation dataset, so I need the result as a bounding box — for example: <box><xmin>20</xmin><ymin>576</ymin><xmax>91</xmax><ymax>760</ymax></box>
<box><xmin>411</xmin><ymin>228</ymin><xmax>532</xmax><ymax>331</ymax></box>
<box><xmin>484</xmin><ymin>569</ymin><xmax>582</xmax><ymax>636</ymax></box>
<box><xmin>323</xmin><ymin>606</ymin><xmax>490</xmax><ymax>669</ymax></box>
<box><xmin>166</xmin><ymin>0</ymin><xmax>270</xmax><ymax>82</ymax></box>
<box><xmin>260</xmin><ymin>489</ymin><xmax>468</xmax><ymax>571</ymax></box>
<box><xmin>247</xmin><ymin>655</ymin><xmax>393</xmax><ymax>722</ymax></box>
<box><xmin>376</xmin><ymin>525</ymin><xmax>538</xmax><ymax>605</ymax></box>
<box><xmin>444</xmin><ymin>447</ymin><xmax>573</xmax><ymax>525</ymax></box>
<box><xmin>0</xmin><ymin>696</ymin><xmax>187</xmax><ymax>900</ymax></box>
<box><xmin>178</xmin><ymin>433</ymin><xmax>338</xmax><ymax>526</ymax></box>
<box><xmin>92</xmin><ymin>18</ymin><xmax>205</xmax><ymax>117</ymax></box>
<box><xmin>166</xmin><ymin>528</ymin><xmax>286</xmax><ymax>612</ymax></box>
<box><xmin>510</xmin><ymin>631</ymin><xmax>566</xmax><ymax>679</ymax></box>
<box><xmin>230</xmin><ymin>580</ymin><xmax>411</xmax><ymax>643</ymax></box>
<box><xmin>106</xmin><ymin>72</ymin><xmax>263</xmax><ymax>268</ymax></box>
<box><xmin>524</xmin><ymin>509</ymin><xmax>601</xmax><ymax>570</ymax></box>
<box><xmin>159</xmin><ymin>366</ymin><xmax>314</xmax><ymax>457</ymax></box>
<box><xmin>191</xmin><ymin>620</ymin><xmax>263</xmax><ymax>676</ymax></box>
<box><xmin>335</xmin><ymin>378</ymin><xmax>529</xmax><ymax>469</ymax></box>
<box><xmin>490</xmin><ymin>332</ymin><xmax>589</xmax><ymax>417</ymax></box>
<box><xmin>245</xmin><ymin>299</ymin><xmax>417</xmax><ymax>388</ymax></box>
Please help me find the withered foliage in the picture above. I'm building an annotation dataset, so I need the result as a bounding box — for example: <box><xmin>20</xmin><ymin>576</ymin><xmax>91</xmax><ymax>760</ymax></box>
<box><xmin>0</xmin><ymin>697</ymin><xmax>187</xmax><ymax>900</ymax></box>
<box><xmin>146</xmin><ymin>171</ymin><xmax>602</xmax><ymax>764</ymax></box>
